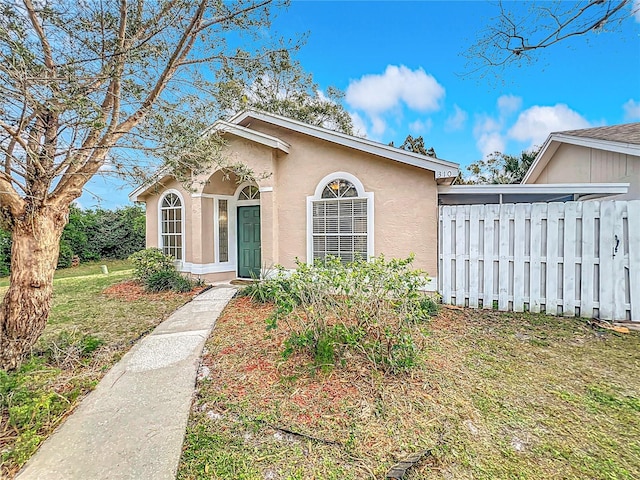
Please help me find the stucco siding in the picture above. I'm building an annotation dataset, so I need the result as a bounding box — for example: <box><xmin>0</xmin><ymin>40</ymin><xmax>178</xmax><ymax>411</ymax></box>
<box><xmin>249</xmin><ymin>122</ymin><xmax>439</xmax><ymax>276</ymax></box>
<box><xmin>139</xmin><ymin>119</ymin><xmax>441</xmax><ymax>281</ymax></box>
<box><xmin>140</xmin><ymin>178</ymin><xmax>193</xmax><ymax>261</ymax></box>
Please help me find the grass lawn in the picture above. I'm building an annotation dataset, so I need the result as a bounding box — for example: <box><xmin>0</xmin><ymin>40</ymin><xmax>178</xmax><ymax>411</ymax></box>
<box><xmin>0</xmin><ymin>260</ymin><xmax>199</xmax><ymax>477</ymax></box>
<box><xmin>178</xmin><ymin>297</ymin><xmax>640</xmax><ymax>479</ymax></box>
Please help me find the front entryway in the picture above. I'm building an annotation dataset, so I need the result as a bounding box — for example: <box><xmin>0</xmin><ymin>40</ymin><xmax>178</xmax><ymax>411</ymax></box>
<box><xmin>237</xmin><ymin>205</ymin><xmax>261</xmax><ymax>278</ymax></box>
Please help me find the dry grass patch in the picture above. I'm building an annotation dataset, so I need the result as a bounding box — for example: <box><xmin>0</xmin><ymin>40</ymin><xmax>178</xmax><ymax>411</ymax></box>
<box><xmin>179</xmin><ymin>297</ymin><xmax>640</xmax><ymax>479</ymax></box>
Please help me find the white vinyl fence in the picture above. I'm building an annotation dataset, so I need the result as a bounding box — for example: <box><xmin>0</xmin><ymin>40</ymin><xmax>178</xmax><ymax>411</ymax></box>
<box><xmin>438</xmin><ymin>200</ymin><xmax>640</xmax><ymax>321</ymax></box>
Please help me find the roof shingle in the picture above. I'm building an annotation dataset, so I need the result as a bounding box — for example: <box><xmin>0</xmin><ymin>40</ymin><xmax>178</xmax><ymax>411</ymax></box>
<box><xmin>556</xmin><ymin>123</ymin><xmax>640</xmax><ymax>145</ymax></box>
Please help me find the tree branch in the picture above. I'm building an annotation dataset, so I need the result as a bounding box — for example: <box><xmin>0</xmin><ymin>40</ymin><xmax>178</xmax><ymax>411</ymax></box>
<box><xmin>23</xmin><ymin>0</ymin><xmax>56</xmax><ymax>72</ymax></box>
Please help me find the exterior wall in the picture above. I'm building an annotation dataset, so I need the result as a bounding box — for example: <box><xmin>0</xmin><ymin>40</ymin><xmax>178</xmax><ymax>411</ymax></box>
<box><xmin>533</xmin><ymin>143</ymin><xmax>640</xmax><ymax>199</ymax></box>
<box><xmin>249</xmin><ymin>121</ymin><xmax>439</xmax><ymax>277</ymax></box>
<box><xmin>139</xmin><ymin>121</ymin><xmax>441</xmax><ymax>282</ymax></box>
<box><xmin>140</xmin><ymin>178</ymin><xmax>193</xmax><ymax>261</ymax></box>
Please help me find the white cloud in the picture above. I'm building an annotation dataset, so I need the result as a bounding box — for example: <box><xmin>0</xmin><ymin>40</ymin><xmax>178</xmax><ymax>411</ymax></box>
<box><xmin>497</xmin><ymin>94</ymin><xmax>522</xmax><ymax>116</ymax></box>
<box><xmin>508</xmin><ymin>104</ymin><xmax>591</xmax><ymax>147</ymax></box>
<box><xmin>370</xmin><ymin>116</ymin><xmax>387</xmax><ymax>137</ymax></box>
<box><xmin>349</xmin><ymin>112</ymin><xmax>369</xmax><ymax>138</ymax></box>
<box><xmin>408</xmin><ymin>118</ymin><xmax>433</xmax><ymax>134</ymax></box>
<box><xmin>445</xmin><ymin>104</ymin><xmax>468</xmax><ymax>131</ymax></box>
<box><xmin>634</xmin><ymin>0</ymin><xmax>640</xmax><ymax>22</ymax></box>
<box><xmin>623</xmin><ymin>99</ymin><xmax>640</xmax><ymax>120</ymax></box>
<box><xmin>345</xmin><ymin>65</ymin><xmax>445</xmax><ymax>116</ymax></box>
<box><xmin>474</xmin><ymin>115</ymin><xmax>506</xmax><ymax>158</ymax></box>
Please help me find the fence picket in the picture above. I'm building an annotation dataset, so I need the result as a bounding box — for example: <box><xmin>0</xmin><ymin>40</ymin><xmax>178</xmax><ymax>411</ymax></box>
<box><xmin>529</xmin><ymin>204</ymin><xmax>545</xmax><ymax>313</ymax></box>
<box><xmin>599</xmin><ymin>201</ymin><xmax>616</xmax><ymax>320</ymax></box>
<box><xmin>628</xmin><ymin>201</ymin><xmax>640</xmax><ymax>321</ymax></box>
<box><xmin>498</xmin><ymin>204</ymin><xmax>512</xmax><ymax>311</ymax></box>
<box><xmin>441</xmin><ymin>206</ymin><xmax>453</xmax><ymax>304</ymax></box>
<box><xmin>455</xmin><ymin>206</ymin><xmax>467</xmax><ymax>306</ymax></box>
<box><xmin>469</xmin><ymin>205</ymin><xmax>481</xmax><ymax>308</ymax></box>
<box><xmin>513</xmin><ymin>204</ymin><xmax>528</xmax><ymax>312</ymax></box>
<box><xmin>563</xmin><ymin>202</ymin><xmax>578</xmax><ymax>316</ymax></box>
<box><xmin>545</xmin><ymin>203</ymin><xmax>561</xmax><ymax>315</ymax></box>
<box><xmin>613</xmin><ymin>202</ymin><xmax>627</xmax><ymax>320</ymax></box>
<box><xmin>580</xmin><ymin>201</ymin><xmax>597</xmax><ymax>318</ymax></box>
<box><xmin>438</xmin><ymin>200</ymin><xmax>637</xmax><ymax>322</ymax></box>
<box><xmin>482</xmin><ymin>205</ymin><xmax>497</xmax><ymax>309</ymax></box>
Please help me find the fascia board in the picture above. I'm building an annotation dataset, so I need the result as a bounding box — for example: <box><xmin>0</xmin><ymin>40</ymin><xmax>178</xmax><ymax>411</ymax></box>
<box><xmin>522</xmin><ymin>133</ymin><xmax>640</xmax><ymax>184</ymax></box>
<box><xmin>232</xmin><ymin>110</ymin><xmax>460</xmax><ymax>177</ymax></box>
<box><xmin>438</xmin><ymin>183</ymin><xmax>630</xmax><ymax>195</ymax></box>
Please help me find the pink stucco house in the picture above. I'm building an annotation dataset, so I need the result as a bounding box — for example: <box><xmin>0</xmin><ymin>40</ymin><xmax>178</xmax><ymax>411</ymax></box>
<box><xmin>129</xmin><ymin>110</ymin><xmax>459</xmax><ymax>284</ymax></box>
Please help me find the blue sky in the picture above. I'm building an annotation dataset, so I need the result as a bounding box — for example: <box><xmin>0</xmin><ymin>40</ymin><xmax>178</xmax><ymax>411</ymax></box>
<box><xmin>82</xmin><ymin>0</ymin><xmax>640</xmax><ymax>209</ymax></box>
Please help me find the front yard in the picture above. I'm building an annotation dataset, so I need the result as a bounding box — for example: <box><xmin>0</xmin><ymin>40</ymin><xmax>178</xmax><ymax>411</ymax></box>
<box><xmin>179</xmin><ymin>297</ymin><xmax>640</xmax><ymax>479</ymax></box>
<box><xmin>0</xmin><ymin>261</ymin><xmax>198</xmax><ymax>477</ymax></box>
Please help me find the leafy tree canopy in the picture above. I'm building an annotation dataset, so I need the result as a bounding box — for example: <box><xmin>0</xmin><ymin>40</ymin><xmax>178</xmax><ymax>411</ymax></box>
<box><xmin>462</xmin><ymin>149</ymin><xmax>539</xmax><ymax>184</ymax></box>
<box><xmin>389</xmin><ymin>135</ymin><xmax>437</xmax><ymax>157</ymax></box>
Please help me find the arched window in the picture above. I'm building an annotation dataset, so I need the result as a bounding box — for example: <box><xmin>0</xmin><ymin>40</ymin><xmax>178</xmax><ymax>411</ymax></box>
<box><xmin>238</xmin><ymin>185</ymin><xmax>260</xmax><ymax>200</ymax></box>
<box><xmin>309</xmin><ymin>173</ymin><xmax>373</xmax><ymax>264</ymax></box>
<box><xmin>160</xmin><ymin>192</ymin><xmax>183</xmax><ymax>260</ymax></box>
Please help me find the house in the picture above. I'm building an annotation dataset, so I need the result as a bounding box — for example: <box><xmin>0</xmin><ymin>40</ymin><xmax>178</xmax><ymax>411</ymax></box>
<box><xmin>129</xmin><ymin>110</ymin><xmax>459</xmax><ymax>284</ymax></box>
<box><xmin>522</xmin><ymin>123</ymin><xmax>640</xmax><ymax>199</ymax></box>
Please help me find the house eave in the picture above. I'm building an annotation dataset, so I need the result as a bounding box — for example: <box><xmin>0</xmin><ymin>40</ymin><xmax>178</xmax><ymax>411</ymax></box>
<box><xmin>438</xmin><ymin>183</ymin><xmax>630</xmax><ymax>205</ymax></box>
<box><xmin>522</xmin><ymin>132</ymin><xmax>640</xmax><ymax>184</ymax></box>
<box><xmin>230</xmin><ymin>110</ymin><xmax>460</xmax><ymax>179</ymax></box>
<box><xmin>207</xmin><ymin>120</ymin><xmax>291</xmax><ymax>153</ymax></box>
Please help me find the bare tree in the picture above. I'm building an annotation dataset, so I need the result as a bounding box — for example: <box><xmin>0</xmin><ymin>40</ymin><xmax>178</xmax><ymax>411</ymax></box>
<box><xmin>466</xmin><ymin>0</ymin><xmax>636</xmax><ymax>73</ymax></box>
<box><xmin>0</xmin><ymin>0</ymin><xmax>313</xmax><ymax>370</ymax></box>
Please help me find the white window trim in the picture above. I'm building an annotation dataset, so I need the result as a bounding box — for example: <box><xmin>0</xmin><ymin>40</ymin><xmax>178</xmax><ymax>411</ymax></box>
<box><xmin>158</xmin><ymin>189</ymin><xmax>186</xmax><ymax>264</ymax></box>
<box><xmin>213</xmin><ymin>194</ymin><xmax>235</xmax><ymax>266</ymax></box>
<box><xmin>306</xmin><ymin>172</ymin><xmax>374</xmax><ymax>264</ymax></box>
<box><xmin>195</xmin><ymin>182</ymin><xmax>263</xmax><ymax>276</ymax></box>
<box><xmin>235</xmin><ymin>181</ymin><xmax>261</xmax><ymax>205</ymax></box>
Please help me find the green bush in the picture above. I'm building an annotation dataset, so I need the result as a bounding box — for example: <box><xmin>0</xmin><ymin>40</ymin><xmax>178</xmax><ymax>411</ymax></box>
<box><xmin>56</xmin><ymin>241</ymin><xmax>73</xmax><ymax>269</ymax></box>
<box><xmin>264</xmin><ymin>255</ymin><xmax>438</xmax><ymax>374</ymax></box>
<box><xmin>144</xmin><ymin>269</ymin><xmax>194</xmax><ymax>293</ymax></box>
<box><xmin>0</xmin><ymin>229</ymin><xmax>11</xmax><ymax>276</ymax></box>
<box><xmin>129</xmin><ymin>248</ymin><xmax>176</xmax><ymax>282</ymax></box>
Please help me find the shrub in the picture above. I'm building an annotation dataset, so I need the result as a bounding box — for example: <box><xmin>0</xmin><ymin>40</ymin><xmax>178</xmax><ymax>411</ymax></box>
<box><xmin>265</xmin><ymin>255</ymin><xmax>438</xmax><ymax>374</ymax></box>
<box><xmin>129</xmin><ymin>248</ymin><xmax>175</xmax><ymax>282</ymax></box>
<box><xmin>56</xmin><ymin>241</ymin><xmax>73</xmax><ymax>269</ymax></box>
<box><xmin>42</xmin><ymin>331</ymin><xmax>105</xmax><ymax>368</ymax></box>
<box><xmin>0</xmin><ymin>229</ymin><xmax>11</xmax><ymax>276</ymax></box>
<box><xmin>144</xmin><ymin>269</ymin><xmax>194</xmax><ymax>293</ymax></box>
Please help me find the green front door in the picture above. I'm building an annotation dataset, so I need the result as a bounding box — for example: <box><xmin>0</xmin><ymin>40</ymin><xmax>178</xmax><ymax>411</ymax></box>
<box><xmin>237</xmin><ymin>206</ymin><xmax>261</xmax><ymax>278</ymax></box>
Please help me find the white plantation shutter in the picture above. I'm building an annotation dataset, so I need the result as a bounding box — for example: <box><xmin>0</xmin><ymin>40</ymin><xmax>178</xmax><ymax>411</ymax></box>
<box><xmin>312</xmin><ymin>195</ymin><xmax>368</xmax><ymax>263</ymax></box>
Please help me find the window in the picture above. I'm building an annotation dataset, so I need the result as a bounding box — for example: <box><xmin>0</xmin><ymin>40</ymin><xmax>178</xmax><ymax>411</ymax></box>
<box><xmin>218</xmin><ymin>199</ymin><xmax>228</xmax><ymax>262</ymax></box>
<box><xmin>310</xmin><ymin>175</ymin><xmax>371</xmax><ymax>264</ymax></box>
<box><xmin>160</xmin><ymin>192</ymin><xmax>183</xmax><ymax>260</ymax></box>
<box><xmin>239</xmin><ymin>185</ymin><xmax>260</xmax><ymax>200</ymax></box>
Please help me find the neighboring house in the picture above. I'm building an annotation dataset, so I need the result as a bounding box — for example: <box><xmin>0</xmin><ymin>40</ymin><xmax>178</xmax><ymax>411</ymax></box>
<box><xmin>522</xmin><ymin>123</ymin><xmax>640</xmax><ymax>199</ymax></box>
<box><xmin>129</xmin><ymin>110</ymin><xmax>459</xmax><ymax>284</ymax></box>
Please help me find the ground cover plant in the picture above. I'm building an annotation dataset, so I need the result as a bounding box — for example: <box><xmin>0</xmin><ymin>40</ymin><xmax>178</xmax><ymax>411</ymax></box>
<box><xmin>244</xmin><ymin>255</ymin><xmax>437</xmax><ymax>373</ymax></box>
<box><xmin>0</xmin><ymin>261</ymin><xmax>201</xmax><ymax>477</ymax></box>
<box><xmin>179</xmin><ymin>298</ymin><xmax>640</xmax><ymax>479</ymax></box>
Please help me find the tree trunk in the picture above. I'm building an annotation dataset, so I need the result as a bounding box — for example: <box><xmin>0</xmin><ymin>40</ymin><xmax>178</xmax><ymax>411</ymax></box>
<box><xmin>0</xmin><ymin>205</ymin><xmax>68</xmax><ymax>370</ymax></box>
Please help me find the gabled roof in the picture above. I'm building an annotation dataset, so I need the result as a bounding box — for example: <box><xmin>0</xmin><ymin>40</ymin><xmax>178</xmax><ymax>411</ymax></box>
<box><xmin>229</xmin><ymin>110</ymin><xmax>459</xmax><ymax>181</ymax></box>
<box><xmin>204</xmin><ymin>119</ymin><xmax>291</xmax><ymax>153</ymax></box>
<box><xmin>129</xmin><ymin>117</ymin><xmax>292</xmax><ymax>202</ymax></box>
<box><xmin>130</xmin><ymin>110</ymin><xmax>460</xmax><ymax>201</ymax></box>
<box><xmin>522</xmin><ymin>122</ymin><xmax>640</xmax><ymax>184</ymax></box>
<box><xmin>559</xmin><ymin>123</ymin><xmax>640</xmax><ymax>144</ymax></box>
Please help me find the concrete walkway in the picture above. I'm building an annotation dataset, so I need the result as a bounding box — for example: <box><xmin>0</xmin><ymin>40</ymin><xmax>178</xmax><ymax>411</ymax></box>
<box><xmin>16</xmin><ymin>285</ymin><xmax>237</xmax><ymax>480</ymax></box>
